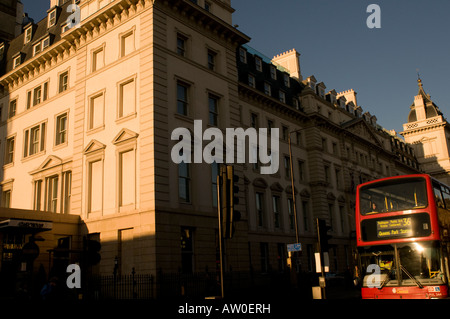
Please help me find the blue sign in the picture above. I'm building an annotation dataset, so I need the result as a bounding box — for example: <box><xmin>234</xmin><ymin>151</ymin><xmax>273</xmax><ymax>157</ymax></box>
<box><xmin>287</xmin><ymin>243</ymin><xmax>302</xmax><ymax>252</ymax></box>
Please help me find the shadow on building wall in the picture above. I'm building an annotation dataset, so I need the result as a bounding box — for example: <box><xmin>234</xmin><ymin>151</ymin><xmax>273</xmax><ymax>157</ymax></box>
<box><xmin>0</xmin><ymin>214</ymin><xmax>347</xmax><ymax>301</ymax></box>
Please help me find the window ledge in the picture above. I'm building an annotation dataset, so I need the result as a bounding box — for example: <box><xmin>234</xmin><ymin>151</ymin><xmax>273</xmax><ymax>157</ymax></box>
<box><xmin>87</xmin><ymin>125</ymin><xmax>105</xmax><ymax>135</ymax></box>
<box><xmin>22</xmin><ymin>151</ymin><xmax>46</xmax><ymax>163</ymax></box>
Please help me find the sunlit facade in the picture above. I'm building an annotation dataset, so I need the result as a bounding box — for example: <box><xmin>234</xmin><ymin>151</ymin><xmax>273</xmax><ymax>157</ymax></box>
<box><xmin>0</xmin><ymin>0</ymin><xmax>424</xmax><ymax>297</ymax></box>
<box><xmin>401</xmin><ymin>78</ymin><xmax>450</xmax><ymax>186</ymax></box>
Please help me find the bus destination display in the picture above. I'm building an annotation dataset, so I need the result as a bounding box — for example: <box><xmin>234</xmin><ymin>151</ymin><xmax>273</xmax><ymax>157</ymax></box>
<box><xmin>361</xmin><ymin>213</ymin><xmax>431</xmax><ymax>242</ymax></box>
<box><xmin>377</xmin><ymin>217</ymin><xmax>412</xmax><ymax>238</ymax></box>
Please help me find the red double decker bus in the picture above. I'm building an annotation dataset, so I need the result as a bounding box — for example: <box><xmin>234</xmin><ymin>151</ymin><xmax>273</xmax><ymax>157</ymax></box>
<box><xmin>355</xmin><ymin>174</ymin><xmax>450</xmax><ymax>299</ymax></box>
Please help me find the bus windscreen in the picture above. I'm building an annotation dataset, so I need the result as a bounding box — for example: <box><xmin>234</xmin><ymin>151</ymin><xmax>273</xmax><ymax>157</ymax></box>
<box><xmin>360</xmin><ymin>177</ymin><xmax>428</xmax><ymax>215</ymax></box>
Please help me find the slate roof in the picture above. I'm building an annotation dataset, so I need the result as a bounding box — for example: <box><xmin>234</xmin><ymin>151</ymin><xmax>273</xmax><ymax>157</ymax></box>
<box><xmin>0</xmin><ymin>1</ymin><xmax>72</xmax><ymax>77</ymax></box>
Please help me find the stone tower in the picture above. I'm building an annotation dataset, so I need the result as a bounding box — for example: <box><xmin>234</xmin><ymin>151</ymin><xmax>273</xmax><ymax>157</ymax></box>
<box><xmin>401</xmin><ymin>78</ymin><xmax>450</xmax><ymax>184</ymax></box>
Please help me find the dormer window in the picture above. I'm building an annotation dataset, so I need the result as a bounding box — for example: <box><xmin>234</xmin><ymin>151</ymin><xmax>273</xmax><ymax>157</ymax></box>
<box><xmin>42</xmin><ymin>36</ymin><xmax>50</xmax><ymax>49</ymax></box>
<box><xmin>248</xmin><ymin>74</ymin><xmax>256</xmax><ymax>88</ymax></box>
<box><xmin>318</xmin><ymin>87</ymin><xmax>325</xmax><ymax>98</ymax></box>
<box><xmin>293</xmin><ymin>98</ymin><xmax>300</xmax><ymax>110</ymax></box>
<box><xmin>13</xmin><ymin>55</ymin><xmax>21</xmax><ymax>69</ymax></box>
<box><xmin>33</xmin><ymin>36</ymin><xmax>50</xmax><ymax>57</ymax></box>
<box><xmin>239</xmin><ymin>47</ymin><xmax>247</xmax><ymax>64</ymax></box>
<box><xmin>264</xmin><ymin>82</ymin><xmax>271</xmax><ymax>96</ymax></box>
<box><xmin>270</xmin><ymin>66</ymin><xmax>277</xmax><ymax>80</ymax></box>
<box><xmin>316</xmin><ymin>83</ymin><xmax>326</xmax><ymax>98</ymax></box>
<box><xmin>255</xmin><ymin>57</ymin><xmax>262</xmax><ymax>72</ymax></box>
<box><xmin>33</xmin><ymin>42</ymin><xmax>41</xmax><ymax>56</ymax></box>
<box><xmin>279</xmin><ymin>90</ymin><xmax>286</xmax><ymax>103</ymax></box>
<box><xmin>328</xmin><ymin>91</ymin><xmax>337</xmax><ymax>104</ymax></box>
<box><xmin>284</xmin><ymin>74</ymin><xmax>290</xmax><ymax>87</ymax></box>
<box><xmin>48</xmin><ymin>9</ymin><xmax>57</xmax><ymax>28</ymax></box>
<box><xmin>61</xmin><ymin>23</ymin><xmax>71</xmax><ymax>33</ymax></box>
<box><xmin>24</xmin><ymin>26</ymin><xmax>32</xmax><ymax>44</ymax></box>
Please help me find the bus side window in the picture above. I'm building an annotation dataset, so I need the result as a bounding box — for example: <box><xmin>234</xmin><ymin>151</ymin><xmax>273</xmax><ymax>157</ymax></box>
<box><xmin>434</xmin><ymin>183</ymin><xmax>445</xmax><ymax>208</ymax></box>
<box><xmin>442</xmin><ymin>187</ymin><xmax>450</xmax><ymax>209</ymax></box>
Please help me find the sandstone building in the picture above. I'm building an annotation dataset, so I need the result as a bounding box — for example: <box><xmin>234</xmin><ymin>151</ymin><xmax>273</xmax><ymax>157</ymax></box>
<box><xmin>0</xmin><ymin>0</ymin><xmax>424</xmax><ymax>297</ymax></box>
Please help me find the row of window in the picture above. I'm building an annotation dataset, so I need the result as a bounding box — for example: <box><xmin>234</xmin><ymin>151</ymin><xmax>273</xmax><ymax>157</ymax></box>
<box><xmin>247</xmin><ymin>74</ymin><xmax>300</xmax><ymax>108</ymax></box>
<box><xmin>239</xmin><ymin>49</ymin><xmax>291</xmax><ymax>88</ymax></box>
<box><xmin>3</xmin><ymin>140</ymin><xmax>137</xmax><ymax>215</ymax></box>
<box><xmin>255</xmin><ymin>190</ymin><xmax>348</xmax><ymax>235</ymax></box>
<box><xmin>5</xmin><ymin>77</ymin><xmax>137</xmax><ymax>163</ymax></box>
<box><xmin>33</xmin><ymin>170</ymin><xmax>72</xmax><ymax>214</ymax></box>
<box><xmin>249</xmin><ymin>112</ymin><xmax>303</xmax><ymax>144</ymax></box>
<box><xmin>4</xmin><ymin>112</ymin><xmax>68</xmax><ymax>166</ymax></box>
<box><xmin>0</xmin><ymin>168</ymin><xmax>71</xmax><ymax>213</ymax></box>
<box><xmin>86</xmin><ymin>147</ymin><xmax>136</xmax><ymax>215</ymax></box>
<box><xmin>176</xmin><ymin>80</ymin><xmax>220</xmax><ymax>126</ymax></box>
<box><xmin>176</xmin><ymin>31</ymin><xmax>220</xmax><ymax>73</ymax></box>
<box><xmin>14</xmin><ymin>19</ymin><xmax>136</xmax><ymax>76</ymax></box>
<box><xmin>238</xmin><ymin>47</ymin><xmax>303</xmax><ymax>110</ymax></box>
<box><xmin>178</xmin><ymin>158</ymin><xmax>348</xmax><ymax>234</ymax></box>
<box><xmin>9</xmin><ymin>26</ymin><xmax>137</xmax><ymax>119</ymax></box>
<box><xmin>189</xmin><ymin>0</ymin><xmax>213</xmax><ymax>12</ymax></box>
<box><xmin>6</xmin><ymin>71</ymin><xmax>68</xmax><ymax>120</ymax></box>
<box><xmin>87</xmin><ymin>76</ymin><xmax>137</xmax><ymax>132</ymax></box>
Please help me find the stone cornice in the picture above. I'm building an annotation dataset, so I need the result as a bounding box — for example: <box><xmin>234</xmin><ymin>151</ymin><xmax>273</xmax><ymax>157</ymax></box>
<box><xmin>160</xmin><ymin>0</ymin><xmax>249</xmax><ymax>45</ymax></box>
<box><xmin>238</xmin><ymin>83</ymin><xmax>308</xmax><ymax>124</ymax></box>
<box><xmin>0</xmin><ymin>0</ymin><xmax>148</xmax><ymax>92</ymax></box>
<box><xmin>401</xmin><ymin>117</ymin><xmax>449</xmax><ymax>136</ymax></box>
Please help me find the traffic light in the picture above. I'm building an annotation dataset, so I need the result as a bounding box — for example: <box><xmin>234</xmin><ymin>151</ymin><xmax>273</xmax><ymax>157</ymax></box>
<box><xmin>227</xmin><ymin>165</ymin><xmax>241</xmax><ymax>239</ymax></box>
<box><xmin>316</xmin><ymin>218</ymin><xmax>332</xmax><ymax>253</ymax></box>
<box><xmin>220</xmin><ymin>165</ymin><xmax>229</xmax><ymax>238</ymax></box>
<box><xmin>220</xmin><ymin>165</ymin><xmax>241</xmax><ymax>239</ymax></box>
<box><xmin>84</xmin><ymin>237</ymin><xmax>101</xmax><ymax>266</ymax></box>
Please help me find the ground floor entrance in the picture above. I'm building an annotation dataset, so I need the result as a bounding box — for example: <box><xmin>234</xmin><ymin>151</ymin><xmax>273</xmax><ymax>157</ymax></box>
<box><xmin>0</xmin><ymin>208</ymin><xmax>81</xmax><ymax>299</ymax></box>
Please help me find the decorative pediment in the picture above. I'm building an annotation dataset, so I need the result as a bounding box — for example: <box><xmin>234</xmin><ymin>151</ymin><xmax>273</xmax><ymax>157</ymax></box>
<box><xmin>337</xmin><ymin>195</ymin><xmax>346</xmax><ymax>204</ymax></box>
<box><xmin>253</xmin><ymin>178</ymin><xmax>268</xmax><ymax>189</ymax></box>
<box><xmin>328</xmin><ymin>89</ymin><xmax>337</xmax><ymax>95</ymax></box>
<box><xmin>270</xmin><ymin>182</ymin><xmax>283</xmax><ymax>192</ymax></box>
<box><xmin>37</xmin><ymin>155</ymin><xmax>63</xmax><ymax>171</ymax></box>
<box><xmin>316</xmin><ymin>81</ymin><xmax>326</xmax><ymax>89</ymax></box>
<box><xmin>29</xmin><ymin>155</ymin><xmax>67</xmax><ymax>175</ymax></box>
<box><xmin>112</xmin><ymin>128</ymin><xmax>139</xmax><ymax>145</ymax></box>
<box><xmin>83</xmin><ymin>139</ymin><xmax>106</xmax><ymax>155</ymax></box>
<box><xmin>285</xmin><ymin>185</ymin><xmax>298</xmax><ymax>195</ymax></box>
<box><xmin>306</xmin><ymin>75</ymin><xmax>317</xmax><ymax>83</ymax></box>
<box><xmin>341</xmin><ymin>118</ymin><xmax>382</xmax><ymax>147</ymax></box>
<box><xmin>299</xmin><ymin>188</ymin><xmax>310</xmax><ymax>199</ymax></box>
<box><xmin>327</xmin><ymin>192</ymin><xmax>336</xmax><ymax>201</ymax></box>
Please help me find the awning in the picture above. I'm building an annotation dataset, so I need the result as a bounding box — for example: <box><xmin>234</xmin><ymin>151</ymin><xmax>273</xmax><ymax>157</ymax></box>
<box><xmin>0</xmin><ymin>218</ymin><xmax>53</xmax><ymax>233</ymax></box>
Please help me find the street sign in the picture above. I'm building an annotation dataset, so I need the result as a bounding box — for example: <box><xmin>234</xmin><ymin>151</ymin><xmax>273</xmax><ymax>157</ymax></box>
<box><xmin>287</xmin><ymin>243</ymin><xmax>302</xmax><ymax>252</ymax></box>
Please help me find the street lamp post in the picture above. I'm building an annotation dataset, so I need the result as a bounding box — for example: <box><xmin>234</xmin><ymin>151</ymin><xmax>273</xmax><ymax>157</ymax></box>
<box><xmin>286</xmin><ymin>127</ymin><xmax>306</xmax><ymax>284</ymax></box>
<box><xmin>288</xmin><ymin>128</ymin><xmax>305</xmax><ymax>244</ymax></box>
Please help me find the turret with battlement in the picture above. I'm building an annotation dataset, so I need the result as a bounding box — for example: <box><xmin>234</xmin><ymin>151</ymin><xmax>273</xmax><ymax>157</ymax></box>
<box><xmin>272</xmin><ymin>48</ymin><xmax>302</xmax><ymax>81</ymax></box>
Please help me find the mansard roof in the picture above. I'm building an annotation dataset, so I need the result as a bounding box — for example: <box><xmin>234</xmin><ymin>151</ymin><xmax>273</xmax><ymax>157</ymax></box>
<box><xmin>1</xmin><ymin>1</ymin><xmax>72</xmax><ymax>76</ymax></box>
<box><xmin>407</xmin><ymin>78</ymin><xmax>443</xmax><ymax>123</ymax></box>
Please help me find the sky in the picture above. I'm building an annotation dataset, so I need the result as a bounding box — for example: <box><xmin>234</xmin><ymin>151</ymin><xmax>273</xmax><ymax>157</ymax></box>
<box><xmin>20</xmin><ymin>0</ymin><xmax>450</xmax><ymax>135</ymax></box>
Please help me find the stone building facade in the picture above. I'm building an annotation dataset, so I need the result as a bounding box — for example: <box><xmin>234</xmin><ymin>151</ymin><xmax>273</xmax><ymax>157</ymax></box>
<box><xmin>0</xmin><ymin>0</ymin><xmax>424</xmax><ymax>296</ymax></box>
<box><xmin>401</xmin><ymin>78</ymin><xmax>450</xmax><ymax>186</ymax></box>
